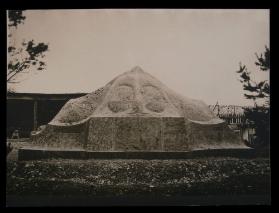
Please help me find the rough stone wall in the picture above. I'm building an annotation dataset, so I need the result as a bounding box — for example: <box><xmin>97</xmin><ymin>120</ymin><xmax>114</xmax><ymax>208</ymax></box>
<box><xmin>86</xmin><ymin>117</ymin><xmax>163</xmax><ymax>151</ymax></box>
<box><xmin>114</xmin><ymin>117</ymin><xmax>141</xmax><ymax>151</ymax></box>
<box><xmin>162</xmin><ymin>118</ymin><xmax>188</xmax><ymax>151</ymax></box>
<box><xmin>31</xmin><ymin>124</ymin><xmax>86</xmax><ymax>150</ymax></box>
<box><xmin>187</xmin><ymin>122</ymin><xmax>244</xmax><ymax>150</ymax></box>
<box><xmin>139</xmin><ymin>117</ymin><xmax>162</xmax><ymax>151</ymax></box>
<box><xmin>31</xmin><ymin>117</ymin><xmax>244</xmax><ymax>151</ymax></box>
<box><xmin>86</xmin><ymin>118</ymin><xmax>114</xmax><ymax>151</ymax></box>
<box><xmin>86</xmin><ymin>117</ymin><xmax>239</xmax><ymax>152</ymax></box>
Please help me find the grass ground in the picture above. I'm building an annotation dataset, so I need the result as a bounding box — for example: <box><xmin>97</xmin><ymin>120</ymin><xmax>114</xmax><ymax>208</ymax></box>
<box><xmin>6</xmin><ymin>141</ymin><xmax>271</xmax><ymax>206</ymax></box>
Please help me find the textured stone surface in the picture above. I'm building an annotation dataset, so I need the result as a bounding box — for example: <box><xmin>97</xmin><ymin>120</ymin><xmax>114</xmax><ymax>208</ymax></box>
<box><xmin>31</xmin><ymin>124</ymin><xmax>86</xmax><ymax>149</ymax></box>
<box><xmin>48</xmin><ymin>66</ymin><xmax>220</xmax><ymax>122</ymax></box>
<box><xmin>162</xmin><ymin>118</ymin><xmax>188</xmax><ymax>151</ymax></box>
<box><xmin>87</xmin><ymin>117</ymin><xmax>189</xmax><ymax>151</ymax></box>
<box><xmin>114</xmin><ymin>118</ymin><xmax>140</xmax><ymax>151</ymax></box>
<box><xmin>87</xmin><ymin>118</ymin><xmax>114</xmax><ymax>151</ymax></box>
<box><xmin>29</xmin><ymin>66</ymin><xmax>246</xmax><ymax>152</ymax></box>
<box><xmin>139</xmin><ymin>117</ymin><xmax>162</xmax><ymax>151</ymax></box>
<box><xmin>188</xmin><ymin>122</ymin><xmax>244</xmax><ymax>150</ymax></box>
<box><xmin>31</xmin><ymin>116</ymin><xmax>244</xmax><ymax>152</ymax></box>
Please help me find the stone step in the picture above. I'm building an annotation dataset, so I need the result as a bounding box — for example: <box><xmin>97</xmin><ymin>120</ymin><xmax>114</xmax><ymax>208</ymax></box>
<box><xmin>18</xmin><ymin>148</ymin><xmax>268</xmax><ymax>161</ymax></box>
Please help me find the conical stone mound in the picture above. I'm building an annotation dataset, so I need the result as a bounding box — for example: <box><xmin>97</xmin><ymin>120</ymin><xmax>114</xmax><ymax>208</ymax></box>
<box><xmin>31</xmin><ymin>66</ymin><xmax>246</xmax><ymax>151</ymax></box>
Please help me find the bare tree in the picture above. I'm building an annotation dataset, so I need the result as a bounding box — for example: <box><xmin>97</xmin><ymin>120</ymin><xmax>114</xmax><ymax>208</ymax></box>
<box><xmin>7</xmin><ymin>10</ymin><xmax>49</xmax><ymax>84</ymax></box>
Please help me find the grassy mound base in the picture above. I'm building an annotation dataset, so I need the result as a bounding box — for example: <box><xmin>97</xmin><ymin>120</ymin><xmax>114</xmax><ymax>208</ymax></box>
<box><xmin>7</xmin><ymin>158</ymin><xmax>270</xmax><ymax>200</ymax></box>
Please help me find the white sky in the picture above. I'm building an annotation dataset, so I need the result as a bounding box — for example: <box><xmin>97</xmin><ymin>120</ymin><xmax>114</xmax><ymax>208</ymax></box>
<box><xmin>8</xmin><ymin>9</ymin><xmax>269</xmax><ymax>106</ymax></box>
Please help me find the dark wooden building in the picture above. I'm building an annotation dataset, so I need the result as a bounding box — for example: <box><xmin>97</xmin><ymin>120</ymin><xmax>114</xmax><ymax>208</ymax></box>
<box><xmin>7</xmin><ymin>92</ymin><xmax>87</xmax><ymax>138</ymax></box>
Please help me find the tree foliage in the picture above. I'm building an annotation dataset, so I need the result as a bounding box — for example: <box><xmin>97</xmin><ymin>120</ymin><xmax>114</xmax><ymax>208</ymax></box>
<box><xmin>236</xmin><ymin>46</ymin><xmax>270</xmax><ymax>148</ymax></box>
<box><xmin>7</xmin><ymin>10</ymin><xmax>49</xmax><ymax>84</ymax></box>
<box><xmin>8</xmin><ymin>10</ymin><xmax>26</xmax><ymax>28</ymax></box>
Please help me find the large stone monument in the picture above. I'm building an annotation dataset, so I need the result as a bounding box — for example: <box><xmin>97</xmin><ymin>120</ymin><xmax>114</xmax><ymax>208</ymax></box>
<box><xmin>30</xmin><ymin>66</ymin><xmax>245</xmax><ymax>152</ymax></box>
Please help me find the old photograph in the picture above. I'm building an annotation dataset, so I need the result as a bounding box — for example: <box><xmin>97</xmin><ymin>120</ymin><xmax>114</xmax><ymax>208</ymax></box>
<box><xmin>6</xmin><ymin>9</ymin><xmax>270</xmax><ymax>206</ymax></box>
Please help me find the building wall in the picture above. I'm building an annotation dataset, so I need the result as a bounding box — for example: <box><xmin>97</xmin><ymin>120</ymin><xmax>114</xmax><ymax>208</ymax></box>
<box><xmin>7</xmin><ymin>100</ymin><xmax>35</xmax><ymax>138</ymax></box>
<box><xmin>7</xmin><ymin>99</ymin><xmax>68</xmax><ymax>138</ymax></box>
<box><xmin>7</xmin><ymin>93</ymin><xmax>86</xmax><ymax>138</ymax></box>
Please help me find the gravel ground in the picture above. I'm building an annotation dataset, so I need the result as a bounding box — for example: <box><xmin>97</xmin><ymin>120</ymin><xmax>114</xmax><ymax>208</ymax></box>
<box><xmin>6</xmin><ymin>141</ymin><xmax>271</xmax><ymax>206</ymax></box>
<box><xmin>7</xmin><ymin>158</ymin><xmax>270</xmax><ymax>195</ymax></box>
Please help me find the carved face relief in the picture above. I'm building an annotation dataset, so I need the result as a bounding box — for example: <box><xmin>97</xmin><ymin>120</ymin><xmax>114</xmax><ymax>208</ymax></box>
<box><xmin>108</xmin><ymin>85</ymin><xmax>135</xmax><ymax>113</ymax></box>
<box><xmin>141</xmin><ymin>85</ymin><xmax>166</xmax><ymax>113</ymax></box>
<box><xmin>114</xmin><ymin>85</ymin><xmax>135</xmax><ymax>101</ymax></box>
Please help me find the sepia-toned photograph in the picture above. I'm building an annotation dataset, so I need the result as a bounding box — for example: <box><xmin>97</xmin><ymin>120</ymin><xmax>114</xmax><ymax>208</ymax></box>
<box><xmin>6</xmin><ymin>9</ymin><xmax>270</xmax><ymax>206</ymax></box>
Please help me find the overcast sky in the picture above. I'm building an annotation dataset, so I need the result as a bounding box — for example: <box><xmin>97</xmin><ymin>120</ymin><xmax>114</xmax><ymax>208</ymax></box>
<box><xmin>8</xmin><ymin>9</ymin><xmax>269</xmax><ymax>106</ymax></box>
